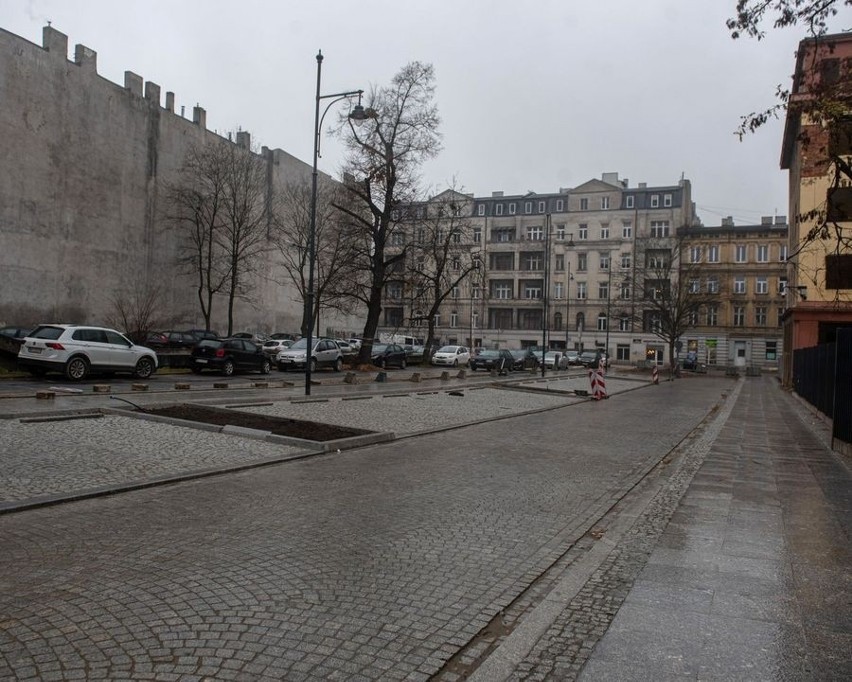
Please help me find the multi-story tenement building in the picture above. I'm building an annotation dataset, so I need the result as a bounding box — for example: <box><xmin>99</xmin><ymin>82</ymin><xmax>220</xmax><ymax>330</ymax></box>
<box><xmin>780</xmin><ymin>32</ymin><xmax>852</xmax><ymax>387</ymax></box>
<box><xmin>678</xmin><ymin>217</ymin><xmax>788</xmax><ymax>370</ymax></box>
<box><xmin>381</xmin><ymin>173</ymin><xmax>699</xmax><ymax>367</ymax></box>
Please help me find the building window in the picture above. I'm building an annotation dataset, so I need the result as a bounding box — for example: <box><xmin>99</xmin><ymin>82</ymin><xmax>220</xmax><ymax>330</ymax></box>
<box><xmin>597</xmin><ymin>313</ymin><xmax>608</xmax><ymax>331</ymax></box>
<box><xmin>707</xmin><ymin>276</ymin><xmax>719</xmax><ymax>293</ymax></box>
<box><xmin>598</xmin><ymin>282</ymin><xmax>609</xmax><ymax>299</ymax></box>
<box><xmin>777</xmin><ymin>306</ymin><xmax>785</xmax><ymax>326</ymax></box>
<box><xmin>525</xmin><ymin>201</ymin><xmax>532</xmax><ymax>214</ymax></box>
<box><xmin>555</xmin><ymin>254</ymin><xmax>564</xmax><ymax>271</ymax></box>
<box><xmin>625</xmin><ymin>195</ymin><xmax>634</xmax><ymax>209</ymax></box>
<box><xmin>477</xmin><ymin>204</ymin><xmax>485</xmax><ymax>216</ymax></box>
<box><xmin>452</xmin><ymin>286</ymin><xmax>459</xmax><ymax>298</ymax></box>
<box><xmin>708</xmin><ymin>244</ymin><xmax>720</xmax><ymax>263</ymax></box>
<box><xmin>577</xmin><ymin>282</ymin><xmax>587</xmax><ymax>299</ymax></box>
<box><xmin>556</xmin><ymin>224</ymin><xmax>566</xmax><ymax>240</ymax></box>
<box><xmin>577</xmin><ymin>253</ymin><xmax>588</xmax><ymax>271</ymax></box>
<box><xmin>620</xmin><ymin>282</ymin><xmax>631</xmax><ymax>299</ymax></box>
<box><xmin>600</xmin><ymin>224</ymin><xmax>610</xmax><ymax>239</ymax></box>
<box><xmin>523</xmin><ymin>253</ymin><xmax>543</xmax><ymax>270</ymax></box>
<box><xmin>734</xmin><ymin>277</ymin><xmax>746</xmax><ymax>294</ymax></box>
<box><xmin>496</xmin><ymin>204</ymin><xmax>504</xmax><ymax>216</ymax></box>
<box><xmin>538</xmin><ymin>201</ymin><xmax>546</xmax><ymax>213</ymax></box>
<box><xmin>650</xmin><ymin>220</ymin><xmax>670</xmax><ymax>238</ymax></box>
<box><xmin>620</xmin><ymin>253</ymin><xmax>631</xmax><ymax>269</ymax></box>
<box><xmin>688</xmin><ymin>310</ymin><xmax>699</xmax><ymax>326</ymax></box>
<box><xmin>619</xmin><ymin>316</ymin><xmax>630</xmax><ymax>332</ymax></box>
<box><xmin>622</xmin><ymin>221</ymin><xmax>632</xmax><ymax>238</ymax></box>
<box><xmin>735</xmin><ymin>244</ymin><xmax>747</xmax><ymax>262</ymax></box>
<box><xmin>527</xmin><ymin>226</ymin><xmax>543</xmax><ymax>241</ymax></box>
<box><xmin>579</xmin><ymin>197</ymin><xmax>589</xmax><ymax>210</ymax></box>
<box><xmin>779</xmin><ymin>244</ymin><xmax>788</xmax><ymax>261</ymax></box>
<box><xmin>600</xmin><ymin>253</ymin><xmax>611</xmax><ymax>270</ymax></box>
<box><xmin>472</xmin><ymin>311</ymin><xmax>479</xmax><ymax>329</ymax></box>
<box><xmin>707</xmin><ymin>306</ymin><xmax>718</xmax><ymax>326</ymax></box>
<box><xmin>387</xmin><ymin>282</ymin><xmax>403</xmax><ymax>300</ymax></box>
<box><xmin>509</xmin><ymin>202</ymin><xmax>516</xmax><ymax>215</ymax></box>
<box><xmin>472</xmin><ymin>285</ymin><xmax>481</xmax><ymax>299</ymax></box>
<box><xmin>391</xmin><ymin>231</ymin><xmax>405</xmax><ymax>246</ymax></box>
<box><xmin>617</xmin><ymin>343</ymin><xmax>630</xmax><ymax>360</ymax></box>
<box><xmin>756</xmin><ymin>277</ymin><xmax>768</xmax><ymax>294</ymax></box>
<box><xmin>553</xmin><ymin>281</ymin><xmax>563</xmax><ymax>298</ymax></box>
<box><xmin>473</xmin><ymin>227</ymin><xmax>482</xmax><ymax>243</ymax></box>
<box><xmin>755</xmin><ymin>306</ymin><xmax>767</xmax><ymax>326</ymax></box>
<box><xmin>494</xmin><ymin>282</ymin><xmax>512</xmax><ymax>299</ymax></box>
<box><xmin>689</xmin><ymin>278</ymin><xmax>700</xmax><ymax>293</ymax></box>
<box><xmin>651</xmin><ymin>195</ymin><xmax>660</xmax><ymax>208</ymax></box>
<box><xmin>766</xmin><ymin>341</ymin><xmax>777</xmax><ymax>360</ymax></box>
<box><xmin>450</xmin><ymin>311</ymin><xmax>458</xmax><ymax>328</ymax></box>
<box><xmin>578</xmin><ymin>224</ymin><xmax>588</xmax><ymax>240</ymax></box>
<box><xmin>733</xmin><ymin>305</ymin><xmax>745</xmax><ymax>326</ymax></box>
<box><xmin>757</xmin><ymin>244</ymin><xmax>769</xmax><ymax>262</ymax></box>
<box><xmin>779</xmin><ymin>277</ymin><xmax>787</xmax><ymax>294</ymax></box>
<box><xmin>524</xmin><ymin>284</ymin><xmax>542</xmax><ymax>299</ymax></box>
<box><xmin>601</xmin><ymin>196</ymin><xmax>610</xmax><ymax>210</ymax></box>
<box><xmin>554</xmin><ymin>312</ymin><xmax>563</xmax><ymax>331</ymax></box>
<box><xmin>663</xmin><ymin>194</ymin><xmax>672</xmax><ymax>207</ymax></box>
<box><xmin>556</xmin><ymin>199</ymin><xmax>564</xmax><ymax>212</ymax></box>
<box><xmin>690</xmin><ymin>246</ymin><xmax>702</xmax><ymax>263</ymax></box>
<box><xmin>452</xmin><ymin>230</ymin><xmax>461</xmax><ymax>243</ymax></box>
<box><xmin>434</xmin><ymin>312</ymin><xmax>441</xmax><ymax>327</ymax></box>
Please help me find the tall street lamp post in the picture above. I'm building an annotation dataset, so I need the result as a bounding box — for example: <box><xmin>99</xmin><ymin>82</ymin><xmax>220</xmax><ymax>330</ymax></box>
<box><xmin>541</xmin><ymin>213</ymin><xmax>551</xmax><ymax>377</ymax></box>
<box><xmin>565</xmin><ymin>233</ymin><xmax>574</xmax><ymax>349</ymax></box>
<box><xmin>305</xmin><ymin>50</ymin><xmax>371</xmax><ymax>395</ymax></box>
<box><xmin>604</xmin><ymin>249</ymin><xmax>613</xmax><ymax>363</ymax></box>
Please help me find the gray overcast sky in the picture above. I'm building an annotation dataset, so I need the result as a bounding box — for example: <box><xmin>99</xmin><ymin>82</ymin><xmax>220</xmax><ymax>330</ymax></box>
<box><xmin>4</xmin><ymin>0</ymin><xmax>839</xmax><ymax>226</ymax></box>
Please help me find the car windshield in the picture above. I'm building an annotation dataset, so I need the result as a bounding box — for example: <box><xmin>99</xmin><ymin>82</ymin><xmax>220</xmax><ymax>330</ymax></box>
<box><xmin>479</xmin><ymin>350</ymin><xmax>499</xmax><ymax>359</ymax></box>
<box><xmin>372</xmin><ymin>344</ymin><xmax>388</xmax><ymax>353</ymax></box>
<box><xmin>30</xmin><ymin>325</ymin><xmax>64</xmax><ymax>340</ymax></box>
<box><xmin>437</xmin><ymin>346</ymin><xmax>458</xmax><ymax>353</ymax></box>
<box><xmin>197</xmin><ymin>339</ymin><xmax>222</xmax><ymax>349</ymax></box>
<box><xmin>288</xmin><ymin>338</ymin><xmax>309</xmax><ymax>350</ymax></box>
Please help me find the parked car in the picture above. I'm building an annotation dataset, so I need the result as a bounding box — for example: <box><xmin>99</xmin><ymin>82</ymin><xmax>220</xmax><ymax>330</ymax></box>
<box><xmin>579</xmin><ymin>351</ymin><xmax>609</xmax><ymax>369</ymax></box>
<box><xmin>232</xmin><ymin>331</ymin><xmax>268</xmax><ymax>345</ymax></box>
<box><xmin>370</xmin><ymin>343</ymin><xmax>408</xmax><ymax>369</ymax></box>
<box><xmin>469</xmin><ymin>349</ymin><xmax>515</xmax><ymax>372</ymax></box>
<box><xmin>0</xmin><ymin>325</ymin><xmax>33</xmax><ymax>356</ymax></box>
<box><xmin>187</xmin><ymin>329</ymin><xmax>220</xmax><ymax>341</ymax></box>
<box><xmin>17</xmin><ymin>324</ymin><xmax>158</xmax><ymax>380</ymax></box>
<box><xmin>145</xmin><ymin>330</ymin><xmax>199</xmax><ymax>349</ymax></box>
<box><xmin>543</xmin><ymin>351</ymin><xmax>563</xmax><ymax>370</ymax></box>
<box><xmin>276</xmin><ymin>338</ymin><xmax>343</xmax><ymax>372</ymax></box>
<box><xmin>430</xmin><ymin>345</ymin><xmax>471</xmax><ymax>367</ymax></box>
<box><xmin>269</xmin><ymin>332</ymin><xmax>297</xmax><ymax>341</ymax></box>
<box><xmin>261</xmin><ymin>338</ymin><xmax>292</xmax><ymax>359</ymax></box>
<box><xmin>335</xmin><ymin>339</ymin><xmax>357</xmax><ymax>358</ymax></box>
<box><xmin>562</xmin><ymin>350</ymin><xmax>581</xmax><ymax>367</ymax></box>
<box><xmin>509</xmin><ymin>348</ymin><xmax>539</xmax><ymax>370</ymax></box>
<box><xmin>190</xmin><ymin>338</ymin><xmax>270</xmax><ymax>376</ymax></box>
<box><xmin>683</xmin><ymin>350</ymin><xmax>699</xmax><ymax>370</ymax></box>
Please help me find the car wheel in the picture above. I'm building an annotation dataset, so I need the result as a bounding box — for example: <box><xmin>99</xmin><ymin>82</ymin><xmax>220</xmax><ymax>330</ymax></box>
<box><xmin>222</xmin><ymin>359</ymin><xmax>234</xmax><ymax>377</ymax></box>
<box><xmin>191</xmin><ymin>367</ymin><xmax>203</xmax><ymax>374</ymax></box>
<box><xmin>453</xmin><ymin>359</ymin><xmax>458</xmax><ymax>367</ymax></box>
<box><xmin>333</xmin><ymin>357</ymin><xmax>343</xmax><ymax>372</ymax></box>
<box><xmin>261</xmin><ymin>359</ymin><xmax>271</xmax><ymax>375</ymax></box>
<box><xmin>309</xmin><ymin>358</ymin><xmax>317</xmax><ymax>373</ymax></box>
<box><xmin>134</xmin><ymin>356</ymin><xmax>155</xmax><ymax>379</ymax></box>
<box><xmin>377</xmin><ymin>358</ymin><xmax>385</xmax><ymax>368</ymax></box>
<box><xmin>65</xmin><ymin>356</ymin><xmax>89</xmax><ymax>381</ymax></box>
<box><xmin>400</xmin><ymin>357</ymin><xmax>407</xmax><ymax>369</ymax></box>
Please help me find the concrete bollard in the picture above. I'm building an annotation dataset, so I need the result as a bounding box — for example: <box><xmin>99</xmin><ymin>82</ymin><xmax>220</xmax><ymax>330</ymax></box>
<box><xmin>131</xmin><ymin>383</ymin><xmax>149</xmax><ymax>391</ymax></box>
<box><xmin>457</xmin><ymin>369</ymin><xmax>467</xmax><ymax>379</ymax></box>
<box><xmin>344</xmin><ymin>372</ymin><xmax>358</xmax><ymax>384</ymax></box>
<box><xmin>213</xmin><ymin>383</ymin><xmax>229</xmax><ymax>389</ymax></box>
<box><xmin>253</xmin><ymin>382</ymin><xmax>269</xmax><ymax>388</ymax></box>
<box><xmin>375</xmin><ymin>371</ymin><xmax>388</xmax><ymax>382</ymax></box>
<box><xmin>93</xmin><ymin>384</ymin><xmax>111</xmax><ymax>393</ymax></box>
<box><xmin>35</xmin><ymin>390</ymin><xmax>55</xmax><ymax>400</ymax></box>
<box><xmin>440</xmin><ymin>371</ymin><xmax>450</xmax><ymax>381</ymax></box>
<box><xmin>174</xmin><ymin>383</ymin><xmax>191</xmax><ymax>390</ymax></box>
<box><xmin>409</xmin><ymin>372</ymin><xmax>421</xmax><ymax>383</ymax></box>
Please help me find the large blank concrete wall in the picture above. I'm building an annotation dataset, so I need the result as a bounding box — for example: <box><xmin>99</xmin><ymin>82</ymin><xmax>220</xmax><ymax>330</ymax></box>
<box><xmin>0</xmin><ymin>25</ymin><xmax>360</xmax><ymax>336</ymax></box>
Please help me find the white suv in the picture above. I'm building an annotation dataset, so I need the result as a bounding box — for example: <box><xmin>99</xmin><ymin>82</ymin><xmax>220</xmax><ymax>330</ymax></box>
<box><xmin>18</xmin><ymin>324</ymin><xmax>158</xmax><ymax>380</ymax></box>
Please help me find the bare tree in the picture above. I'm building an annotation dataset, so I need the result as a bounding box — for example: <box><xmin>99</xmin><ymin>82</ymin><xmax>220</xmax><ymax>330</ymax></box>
<box><xmin>333</xmin><ymin>62</ymin><xmax>442</xmax><ymax>363</ymax></box>
<box><xmin>165</xmin><ymin>143</ymin><xmax>230</xmax><ymax>332</ymax></box>
<box><xmin>273</xmin><ymin>176</ymin><xmax>359</xmax><ymax>336</ymax></box>
<box><xmin>617</xmin><ymin>237</ymin><xmax>722</xmax><ymax>377</ymax></box>
<box><xmin>105</xmin><ymin>277</ymin><xmax>163</xmax><ymax>343</ymax></box>
<box><xmin>403</xmin><ymin>189</ymin><xmax>479</xmax><ymax>359</ymax></box>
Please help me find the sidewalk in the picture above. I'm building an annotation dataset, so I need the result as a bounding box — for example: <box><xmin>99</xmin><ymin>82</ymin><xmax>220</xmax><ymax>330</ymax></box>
<box><xmin>575</xmin><ymin>376</ymin><xmax>852</xmax><ymax>680</ymax></box>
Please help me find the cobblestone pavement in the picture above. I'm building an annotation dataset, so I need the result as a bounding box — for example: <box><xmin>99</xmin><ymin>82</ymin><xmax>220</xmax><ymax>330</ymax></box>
<box><xmin>0</xmin><ymin>377</ymin><xmax>640</xmax><ymax>508</ymax></box>
<box><xmin>0</xmin><ymin>376</ymin><xmax>732</xmax><ymax>680</ymax></box>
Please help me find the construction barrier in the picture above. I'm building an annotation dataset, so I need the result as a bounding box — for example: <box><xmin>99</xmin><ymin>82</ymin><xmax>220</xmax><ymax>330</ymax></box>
<box><xmin>588</xmin><ymin>368</ymin><xmax>608</xmax><ymax>400</ymax></box>
<box><xmin>652</xmin><ymin>365</ymin><xmax>659</xmax><ymax>384</ymax></box>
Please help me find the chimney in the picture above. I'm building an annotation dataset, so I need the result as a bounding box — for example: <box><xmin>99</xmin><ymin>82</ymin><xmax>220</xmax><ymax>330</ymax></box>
<box><xmin>775</xmin><ymin>215</ymin><xmax>787</xmax><ymax>224</ymax></box>
<box><xmin>165</xmin><ymin>91</ymin><xmax>175</xmax><ymax>112</ymax></box>
<box><xmin>74</xmin><ymin>44</ymin><xmax>97</xmax><ymax>72</ymax></box>
<box><xmin>761</xmin><ymin>216</ymin><xmax>773</xmax><ymax>225</ymax></box>
<box><xmin>236</xmin><ymin>131</ymin><xmax>251</xmax><ymax>150</ymax></box>
<box><xmin>42</xmin><ymin>25</ymin><xmax>68</xmax><ymax>59</ymax></box>
<box><xmin>601</xmin><ymin>172</ymin><xmax>620</xmax><ymax>186</ymax></box>
<box><xmin>492</xmin><ymin>191</ymin><xmax>504</xmax><ymax>198</ymax></box>
<box><xmin>638</xmin><ymin>182</ymin><xmax>647</xmax><ymax>189</ymax></box>
<box><xmin>722</xmin><ymin>216</ymin><xmax>735</xmax><ymax>227</ymax></box>
<box><xmin>144</xmin><ymin>81</ymin><xmax>161</xmax><ymax>106</ymax></box>
<box><xmin>193</xmin><ymin>105</ymin><xmax>206</xmax><ymax>129</ymax></box>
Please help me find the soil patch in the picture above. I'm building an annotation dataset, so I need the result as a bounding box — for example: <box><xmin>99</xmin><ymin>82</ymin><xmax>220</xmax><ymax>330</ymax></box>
<box><xmin>143</xmin><ymin>404</ymin><xmax>374</xmax><ymax>442</ymax></box>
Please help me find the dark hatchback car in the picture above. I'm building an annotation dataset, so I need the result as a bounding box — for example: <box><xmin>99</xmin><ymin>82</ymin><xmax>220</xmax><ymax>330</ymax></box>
<box><xmin>146</xmin><ymin>330</ymin><xmax>200</xmax><ymax>349</ymax></box>
<box><xmin>370</xmin><ymin>343</ymin><xmax>408</xmax><ymax>369</ymax></box>
<box><xmin>190</xmin><ymin>338</ymin><xmax>271</xmax><ymax>376</ymax></box>
<box><xmin>469</xmin><ymin>348</ymin><xmax>515</xmax><ymax>372</ymax></box>
<box><xmin>0</xmin><ymin>326</ymin><xmax>32</xmax><ymax>356</ymax></box>
<box><xmin>509</xmin><ymin>348</ymin><xmax>540</xmax><ymax>370</ymax></box>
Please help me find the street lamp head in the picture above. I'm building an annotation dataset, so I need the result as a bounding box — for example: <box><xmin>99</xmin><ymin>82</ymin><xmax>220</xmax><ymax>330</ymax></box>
<box><xmin>349</xmin><ymin>92</ymin><xmax>376</xmax><ymax>127</ymax></box>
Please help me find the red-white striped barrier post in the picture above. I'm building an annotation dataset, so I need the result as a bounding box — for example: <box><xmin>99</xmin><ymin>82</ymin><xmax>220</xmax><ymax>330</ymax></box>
<box><xmin>652</xmin><ymin>365</ymin><xmax>659</xmax><ymax>384</ymax></box>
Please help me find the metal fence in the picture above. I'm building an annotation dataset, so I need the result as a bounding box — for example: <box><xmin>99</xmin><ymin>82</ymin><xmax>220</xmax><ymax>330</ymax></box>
<box><xmin>793</xmin><ymin>327</ymin><xmax>852</xmax><ymax>447</ymax></box>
